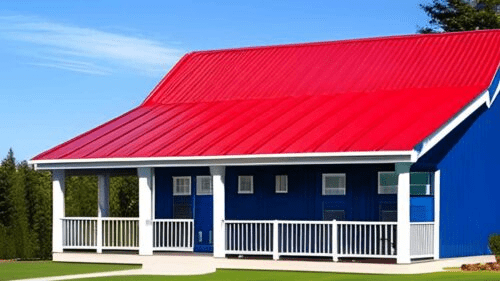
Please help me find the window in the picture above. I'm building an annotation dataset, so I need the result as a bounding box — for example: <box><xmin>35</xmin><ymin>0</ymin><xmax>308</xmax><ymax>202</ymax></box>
<box><xmin>173</xmin><ymin>176</ymin><xmax>191</xmax><ymax>196</ymax></box>
<box><xmin>378</xmin><ymin>172</ymin><xmax>433</xmax><ymax>195</ymax></box>
<box><xmin>275</xmin><ymin>175</ymin><xmax>288</xmax><ymax>193</ymax></box>
<box><xmin>379</xmin><ymin>203</ymin><xmax>397</xmax><ymax>221</ymax></box>
<box><xmin>410</xmin><ymin>172</ymin><xmax>432</xmax><ymax>195</ymax></box>
<box><xmin>378</xmin><ymin>172</ymin><xmax>398</xmax><ymax>194</ymax></box>
<box><xmin>196</xmin><ymin>176</ymin><xmax>212</xmax><ymax>195</ymax></box>
<box><xmin>238</xmin><ymin>175</ymin><xmax>253</xmax><ymax>194</ymax></box>
<box><xmin>322</xmin><ymin>173</ymin><xmax>346</xmax><ymax>195</ymax></box>
<box><xmin>323</xmin><ymin>209</ymin><xmax>345</xmax><ymax>221</ymax></box>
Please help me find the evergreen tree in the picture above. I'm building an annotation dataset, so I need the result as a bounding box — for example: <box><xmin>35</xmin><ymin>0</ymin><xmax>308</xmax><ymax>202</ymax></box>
<box><xmin>419</xmin><ymin>0</ymin><xmax>500</xmax><ymax>33</ymax></box>
<box><xmin>0</xmin><ymin>149</ymin><xmax>16</xmax><ymax>226</ymax></box>
<box><xmin>10</xmin><ymin>164</ymin><xmax>33</xmax><ymax>258</ymax></box>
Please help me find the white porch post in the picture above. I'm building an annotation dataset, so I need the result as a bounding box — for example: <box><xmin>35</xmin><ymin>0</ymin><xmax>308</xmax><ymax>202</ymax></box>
<box><xmin>396</xmin><ymin>162</ymin><xmax>411</xmax><ymax>264</ymax></box>
<box><xmin>52</xmin><ymin>170</ymin><xmax>65</xmax><ymax>253</ymax></box>
<box><xmin>138</xmin><ymin>167</ymin><xmax>153</xmax><ymax>255</ymax></box>
<box><xmin>211</xmin><ymin>166</ymin><xmax>225</xmax><ymax>258</ymax></box>
<box><xmin>433</xmin><ymin>170</ymin><xmax>440</xmax><ymax>260</ymax></box>
<box><xmin>97</xmin><ymin>173</ymin><xmax>110</xmax><ymax>253</ymax></box>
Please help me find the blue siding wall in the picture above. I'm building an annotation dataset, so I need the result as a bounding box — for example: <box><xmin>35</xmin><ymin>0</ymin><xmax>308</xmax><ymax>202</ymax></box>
<box><xmin>155</xmin><ymin>164</ymin><xmax>435</xmax><ymax>222</ymax></box>
<box><xmin>225</xmin><ymin>164</ymin><xmax>399</xmax><ymax>221</ymax></box>
<box><xmin>416</xmin><ymin>101</ymin><xmax>500</xmax><ymax>258</ymax></box>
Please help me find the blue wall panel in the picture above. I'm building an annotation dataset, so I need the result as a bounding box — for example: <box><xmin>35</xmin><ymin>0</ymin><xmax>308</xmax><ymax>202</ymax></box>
<box><xmin>224</xmin><ymin>164</ymin><xmax>400</xmax><ymax>221</ymax></box>
<box><xmin>417</xmin><ymin>101</ymin><xmax>500</xmax><ymax>258</ymax></box>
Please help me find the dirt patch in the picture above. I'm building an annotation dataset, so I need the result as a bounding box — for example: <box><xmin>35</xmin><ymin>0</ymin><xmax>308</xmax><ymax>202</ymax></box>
<box><xmin>461</xmin><ymin>262</ymin><xmax>500</xmax><ymax>271</ymax></box>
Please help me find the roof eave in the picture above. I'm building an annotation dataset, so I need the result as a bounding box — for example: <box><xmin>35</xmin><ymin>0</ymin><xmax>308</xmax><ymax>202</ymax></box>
<box><xmin>29</xmin><ymin>151</ymin><xmax>417</xmax><ymax>170</ymax></box>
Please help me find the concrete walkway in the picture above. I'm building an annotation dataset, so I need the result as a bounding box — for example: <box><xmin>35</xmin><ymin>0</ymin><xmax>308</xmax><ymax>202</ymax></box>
<box><xmin>14</xmin><ymin>253</ymin><xmax>496</xmax><ymax>280</ymax></box>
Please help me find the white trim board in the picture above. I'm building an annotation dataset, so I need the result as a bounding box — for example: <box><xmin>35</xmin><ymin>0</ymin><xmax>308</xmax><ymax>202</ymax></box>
<box><xmin>30</xmin><ymin>151</ymin><xmax>417</xmax><ymax>170</ymax></box>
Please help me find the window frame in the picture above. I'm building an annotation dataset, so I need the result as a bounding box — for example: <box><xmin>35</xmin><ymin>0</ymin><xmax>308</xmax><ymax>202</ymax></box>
<box><xmin>322</xmin><ymin>173</ymin><xmax>346</xmax><ymax>196</ymax></box>
<box><xmin>238</xmin><ymin>175</ymin><xmax>254</xmax><ymax>194</ymax></box>
<box><xmin>173</xmin><ymin>176</ymin><xmax>191</xmax><ymax>196</ymax></box>
<box><xmin>275</xmin><ymin>175</ymin><xmax>288</xmax><ymax>194</ymax></box>
<box><xmin>196</xmin><ymin>175</ymin><xmax>213</xmax><ymax>196</ymax></box>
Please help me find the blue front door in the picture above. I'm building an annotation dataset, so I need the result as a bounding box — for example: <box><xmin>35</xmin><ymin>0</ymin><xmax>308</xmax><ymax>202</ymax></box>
<box><xmin>194</xmin><ymin>176</ymin><xmax>213</xmax><ymax>252</ymax></box>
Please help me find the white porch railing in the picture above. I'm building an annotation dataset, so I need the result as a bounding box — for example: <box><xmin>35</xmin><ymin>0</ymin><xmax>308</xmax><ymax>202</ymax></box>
<box><xmin>101</xmin><ymin>218</ymin><xmax>139</xmax><ymax>250</ymax></box>
<box><xmin>224</xmin><ymin>220</ymin><xmax>398</xmax><ymax>260</ymax></box>
<box><xmin>62</xmin><ymin>217</ymin><xmax>98</xmax><ymax>249</ymax></box>
<box><xmin>225</xmin><ymin>221</ymin><xmax>274</xmax><ymax>255</ymax></box>
<box><xmin>152</xmin><ymin>219</ymin><xmax>194</xmax><ymax>251</ymax></box>
<box><xmin>62</xmin><ymin>217</ymin><xmax>139</xmax><ymax>250</ymax></box>
<box><xmin>338</xmin><ymin>221</ymin><xmax>397</xmax><ymax>258</ymax></box>
<box><xmin>410</xmin><ymin>222</ymin><xmax>434</xmax><ymax>258</ymax></box>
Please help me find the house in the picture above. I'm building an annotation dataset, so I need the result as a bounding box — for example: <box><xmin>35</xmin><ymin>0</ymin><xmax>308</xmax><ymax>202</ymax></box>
<box><xmin>30</xmin><ymin>30</ymin><xmax>500</xmax><ymax>265</ymax></box>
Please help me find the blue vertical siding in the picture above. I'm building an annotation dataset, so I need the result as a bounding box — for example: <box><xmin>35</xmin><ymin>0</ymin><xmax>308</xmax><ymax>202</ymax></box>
<box><xmin>225</xmin><ymin>164</ymin><xmax>398</xmax><ymax>221</ymax></box>
<box><xmin>416</xmin><ymin>101</ymin><xmax>500</xmax><ymax>258</ymax></box>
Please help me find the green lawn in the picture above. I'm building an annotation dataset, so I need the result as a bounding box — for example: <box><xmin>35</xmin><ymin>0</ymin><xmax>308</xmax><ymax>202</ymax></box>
<box><xmin>73</xmin><ymin>269</ymin><xmax>500</xmax><ymax>281</ymax></box>
<box><xmin>0</xmin><ymin>261</ymin><xmax>140</xmax><ymax>281</ymax></box>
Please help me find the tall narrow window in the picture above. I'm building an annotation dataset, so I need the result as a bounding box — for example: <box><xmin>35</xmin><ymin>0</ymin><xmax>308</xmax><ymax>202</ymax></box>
<box><xmin>196</xmin><ymin>176</ymin><xmax>212</xmax><ymax>195</ymax></box>
<box><xmin>238</xmin><ymin>175</ymin><xmax>253</xmax><ymax>194</ymax></box>
<box><xmin>275</xmin><ymin>175</ymin><xmax>288</xmax><ymax>193</ymax></box>
<box><xmin>173</xmin><ymin>176</ymin><xmax>191</xmax><ymax>196</ymax></box>
<box><xmin>322</xmin><ymin>174</ymin><xmax>346</xmax><ymax>195</ymax></box>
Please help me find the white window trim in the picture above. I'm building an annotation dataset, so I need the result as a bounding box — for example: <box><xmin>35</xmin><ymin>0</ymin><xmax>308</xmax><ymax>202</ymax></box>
<box><xmin>173</xmin><ymin>176</ymin><xmax>191</xmax><ymax>196</ymax></box>
<box><xmin>238</xmin><ymin>175</ymin><xmax>254</xmax><ymax>194</ymax></box>
<box><xmin>322</xmin><ymin>173</ymin><xmax>346</xmax><ymax>196</ymax></box>
<box><xmin>196</xmin><ymin>175</ymin><xmax>213</xmax><ymax>195</ymax></box>
<box><xmin>275</xmin><ymin>175</ymin><xmax>288</xmax><ymax>194</ymax></box>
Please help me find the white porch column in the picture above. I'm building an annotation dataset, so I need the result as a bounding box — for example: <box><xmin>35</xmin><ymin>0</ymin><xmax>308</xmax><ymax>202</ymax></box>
<box><xmin>210</xmin><ymin>166</ymin><xmax>226</xmax><ymax>258</ymax></box>
<box><xmin>138</xmin><ymin>167</ymin><xmax>153</xmax><ymax>255</ymax></box>
<box><xmin>97</xmin><ymin>173</ymin><xmax>110</xmax><ymax>253</ymax></box>
<box><xmin>52</xmin><ymin>170</ymin><xmax>65</xmax><ymax>253</ymax></box>
<box><xmin>396</xmin><ymin>162</ymin><xmax>411</xmax><ymax>264</ymax></box>
<box><xmin>433</xmin><ymin>170</ymin><xmax>441</xmax><ymax>260</ymax></box>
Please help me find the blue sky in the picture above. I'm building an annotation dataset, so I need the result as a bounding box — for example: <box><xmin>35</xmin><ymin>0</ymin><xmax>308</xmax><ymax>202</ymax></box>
<box><xmin>0</xmin><ymin>0</ymin><xmax>429</xmax><ymax>162</ymax></box>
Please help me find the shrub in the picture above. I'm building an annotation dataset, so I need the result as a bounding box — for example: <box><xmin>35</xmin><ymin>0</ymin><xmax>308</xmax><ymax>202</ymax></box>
<box><xmin>489</xmin><ymin>234</ymin><xmax>500</xmax><ymax>257</ymax></box>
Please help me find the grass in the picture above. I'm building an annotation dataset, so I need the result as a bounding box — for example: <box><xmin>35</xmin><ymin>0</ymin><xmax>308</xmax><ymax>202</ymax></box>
<box><xmin>73</xmin><ymin>269</ymin><xmax>500</xmax><ymax>281</ymax></box>
<box><xmin>0</xmin><ymin>261</ymin><xmax>140</xmax><ymax>281</ymax></box>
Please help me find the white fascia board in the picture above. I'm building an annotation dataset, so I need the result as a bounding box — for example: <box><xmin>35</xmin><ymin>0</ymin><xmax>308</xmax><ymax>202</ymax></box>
<box><xmin>488</xmin><ymin>66</ymin><xmax>500</xmax><ymax>106</ymax></box>
<box><xmin>416</xmin><ymin>90</ymin><xmax>490</xmax><ymax>159</ymax></box>
<box><xmin>29</xmin><ymin>150</ymin><xmax>417</xmax><ymax>170</ymax></box>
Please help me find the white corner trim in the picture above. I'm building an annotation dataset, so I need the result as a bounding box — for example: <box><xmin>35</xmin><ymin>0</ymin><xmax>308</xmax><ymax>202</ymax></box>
<box><xmin>416</xmin><ymin>91</ymin><xmax>490</xmax><ymax>159</ymax></box>
<box><xmin>29</xmin><ymin>150</ymin><xmax>417</xmax><ymax>170</ymax></box>
<box><xmin>433</xmin><ymin>170</ymin><xmax>440</xmax><ymax>260</ymax></box>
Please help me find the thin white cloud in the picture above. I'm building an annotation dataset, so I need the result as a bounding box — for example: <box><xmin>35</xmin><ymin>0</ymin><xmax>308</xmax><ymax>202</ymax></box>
<box><xmin>0</xmin><ymin>15</ymin><xmax>183</xmax><ymax>76</ymax></box>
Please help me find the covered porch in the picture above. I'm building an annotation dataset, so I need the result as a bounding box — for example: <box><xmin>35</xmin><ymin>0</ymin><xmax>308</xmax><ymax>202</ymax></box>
<box><xmin>48</xmin><ymin>158</ymin><xmax>439</xmax><ymax>264</ymax></box>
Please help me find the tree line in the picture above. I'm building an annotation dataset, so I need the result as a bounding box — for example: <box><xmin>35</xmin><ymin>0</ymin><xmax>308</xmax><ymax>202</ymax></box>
<box><xmin>0</xmin><ymin>149</ymin><xmax>138</xmax><ymax>259</ymax></box>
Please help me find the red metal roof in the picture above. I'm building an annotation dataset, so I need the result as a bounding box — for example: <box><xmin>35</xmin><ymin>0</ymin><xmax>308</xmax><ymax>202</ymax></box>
<box><xmin>33</xmin><ymin>30</ymin><xmax>500</xmax><ymax>160</ymax></box>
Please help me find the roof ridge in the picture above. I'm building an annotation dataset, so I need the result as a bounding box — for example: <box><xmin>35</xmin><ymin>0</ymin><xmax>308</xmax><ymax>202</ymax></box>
<box><xmin>188</xmin><ymin>29</ymin><xmax>500</xmax><ymax>56</ymax></box>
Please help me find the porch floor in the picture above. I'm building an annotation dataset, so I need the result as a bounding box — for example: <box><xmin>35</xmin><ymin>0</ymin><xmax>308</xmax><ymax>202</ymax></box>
<box><xmin>47</xmin><ymin>252</ymin><xmax>496</xmax><ymax>277</ymax></box>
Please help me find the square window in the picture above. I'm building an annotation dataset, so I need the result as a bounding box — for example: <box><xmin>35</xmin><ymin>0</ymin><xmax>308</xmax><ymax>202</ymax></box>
<box><xmin>275</xmin><ymin>175</ymin><xmax>288</xmax><ymax>193</ymax></box>
<box><xmin>173</xmin><ymin>176</ymin><xmax>191</xmax><ymax>196</ymax></box>
<box><xmin>378</xmin><ymin>172</ymin><xmax>398</xmax><ymax>194</ymax></box>
<box><xmin>196</xmin><ymin>176</ymin><xmax>212</xmax><ymax>195</ymax></box>
<box><xmin>322</xmin><ymin>174</ymin><xmax>346</xmax><ymax>195</ymax></box>
<box><xmin>238</xmin><ymin>175</ymin><xmax>253</xmax><ymax>194</ymax></box>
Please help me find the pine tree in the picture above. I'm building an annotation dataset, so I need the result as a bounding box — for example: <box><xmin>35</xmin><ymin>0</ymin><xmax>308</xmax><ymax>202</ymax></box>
<box><xmin>0</xmin><ymin>149</ymin><xmax>16</xmax><ymax>226</ymax></box>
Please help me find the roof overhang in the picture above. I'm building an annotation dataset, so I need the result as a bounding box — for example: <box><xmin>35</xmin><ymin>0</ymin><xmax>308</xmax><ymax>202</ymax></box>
<box><xmin>29</xmin><ymin>151</ymin><xmax>417</xmax><ymax>170</ymax></box>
